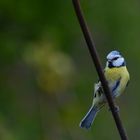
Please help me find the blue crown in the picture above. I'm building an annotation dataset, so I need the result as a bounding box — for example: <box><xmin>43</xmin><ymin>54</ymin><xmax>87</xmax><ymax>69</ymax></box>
<box><xmin>110</xmin><ymin>50</ymin><xmax>120</xmax><ymax>55</ymax></box>
<box><xmin>107</xmin><ymin>50</ymin><xmax>121</xmax><ymax>60</ymax></box>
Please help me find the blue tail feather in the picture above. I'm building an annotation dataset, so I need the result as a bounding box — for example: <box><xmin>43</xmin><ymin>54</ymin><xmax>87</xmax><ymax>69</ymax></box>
<box><xmin>79</xmin><ymin>106</ymin><xmax>99</xmax><ymax>129</ymax></box>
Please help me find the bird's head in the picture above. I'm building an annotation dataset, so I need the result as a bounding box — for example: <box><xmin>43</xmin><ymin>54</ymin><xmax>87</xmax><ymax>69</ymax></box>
<box><xmin>106</xmin><ymin>50</ymin><xmax>126</xmax><ymax>68</ymax></box>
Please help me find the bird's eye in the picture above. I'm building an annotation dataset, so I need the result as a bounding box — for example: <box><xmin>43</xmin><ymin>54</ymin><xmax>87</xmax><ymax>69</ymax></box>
<box><xmin>112</xmin><ymin>57</ymin><xmax>118</xmax><ymax>60</ymax></box>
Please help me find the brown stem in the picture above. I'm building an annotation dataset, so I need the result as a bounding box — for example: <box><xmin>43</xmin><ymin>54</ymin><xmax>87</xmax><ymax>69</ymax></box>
<box><xmin>72</xmin><ymin>0</ymin><xmax>129</xmax><ymax>140</ymax></box>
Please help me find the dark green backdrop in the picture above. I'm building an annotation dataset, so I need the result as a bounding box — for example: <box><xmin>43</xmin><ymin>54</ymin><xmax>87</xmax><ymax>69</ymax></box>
<box><xmin>0</xmin><ymin>0</ymin><xmax>139</xmax><ymax>139</ymax></box>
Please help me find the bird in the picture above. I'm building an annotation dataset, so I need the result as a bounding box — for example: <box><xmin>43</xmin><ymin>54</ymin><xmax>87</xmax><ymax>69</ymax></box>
<box><xmin>79</xmin><ymin>50</ymin><xmax>130</xmax><ymax>129</ymax></box>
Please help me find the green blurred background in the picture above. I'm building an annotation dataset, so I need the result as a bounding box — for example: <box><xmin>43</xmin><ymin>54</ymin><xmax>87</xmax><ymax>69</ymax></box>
<box><xmin>0</xmin><ymin>0</ymin><xmax>139</xmax><ymax>139</ymax></box>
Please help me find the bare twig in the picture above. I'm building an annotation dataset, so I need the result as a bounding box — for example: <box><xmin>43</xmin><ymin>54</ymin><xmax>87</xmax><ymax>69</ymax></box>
<box><xmin>72</xmin><ymin>0</ymin><xmax>129</xmax><ymax>140</ymax></box>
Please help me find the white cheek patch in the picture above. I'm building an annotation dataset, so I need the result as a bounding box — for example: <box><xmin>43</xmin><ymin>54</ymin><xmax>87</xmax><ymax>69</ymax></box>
<box><xmin>113</xmin><ymin>57</ymin><xmax>124</xmax><ymax>67</ymax></box>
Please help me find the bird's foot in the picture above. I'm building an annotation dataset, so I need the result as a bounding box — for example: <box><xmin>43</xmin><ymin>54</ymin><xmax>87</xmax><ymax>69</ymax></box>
<box><xmin>108</xmin><ymin>105</ymin><xmax>119</xmax><ymax>112</ymax></box>
<box><xmin>114</xmin><ymin>105</ymin><xmax>119</xmax><ymax>112</ymax></box>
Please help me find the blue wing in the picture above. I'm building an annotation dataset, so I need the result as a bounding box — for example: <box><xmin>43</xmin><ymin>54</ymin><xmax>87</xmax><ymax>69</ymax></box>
<box><xmin>111</xmin><ymin>77</ymin><xmax>121</xmax><ymax>97</ymax></box>
<box><xmin>112</xmin><ymin>78</ymin><xmax>121</xmax><ymax>92</ymax></box>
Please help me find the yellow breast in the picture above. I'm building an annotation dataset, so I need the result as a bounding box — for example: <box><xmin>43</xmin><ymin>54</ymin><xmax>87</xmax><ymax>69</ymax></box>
<box><xmin>104</xmin><ymin>66</ymin><xmax>130</xmax><ymax>96</ymax></box>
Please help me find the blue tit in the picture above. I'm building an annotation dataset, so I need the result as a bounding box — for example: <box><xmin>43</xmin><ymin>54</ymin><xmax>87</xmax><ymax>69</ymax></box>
<box><xmin>79</xmin><ymin>50</ymin><xmax>130</xmax><ymax>129</ymax></box>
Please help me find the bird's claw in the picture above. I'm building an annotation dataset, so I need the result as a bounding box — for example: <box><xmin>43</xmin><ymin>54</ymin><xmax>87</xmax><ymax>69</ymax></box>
<box><xmin>114</xmin><ymin>106</ymin><xmax>119</xmax><ymax>112</ymax></box>
<box><xmin>108</xmin><ymin>105</ymin><xmax>119</xmax><ymax>112</ymax></box>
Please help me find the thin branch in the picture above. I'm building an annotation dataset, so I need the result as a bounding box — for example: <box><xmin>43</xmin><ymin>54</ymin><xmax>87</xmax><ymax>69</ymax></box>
<box><xmin>72</xmin><ymin>0</ymin><xmax>129</xmax><ymax>140</ymax></box>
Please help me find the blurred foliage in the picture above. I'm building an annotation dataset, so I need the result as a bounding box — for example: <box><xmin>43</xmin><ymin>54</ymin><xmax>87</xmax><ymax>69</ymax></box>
<box><xmin>0</xmin><ymin>0</ymin><xmax>140</xmax><ymax>140</ymax></box>
<box><xmin>23</xmin><ymin>42</ymin><xmax>75</xmax><ymax>93</ymax></box>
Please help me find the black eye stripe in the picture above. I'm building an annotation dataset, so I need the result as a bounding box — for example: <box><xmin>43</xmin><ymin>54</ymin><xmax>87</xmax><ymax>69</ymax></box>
<box><xmin>112</xmin><ymin>57</ymin><xmax>119</xmax><ymax>60</ymax></box>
